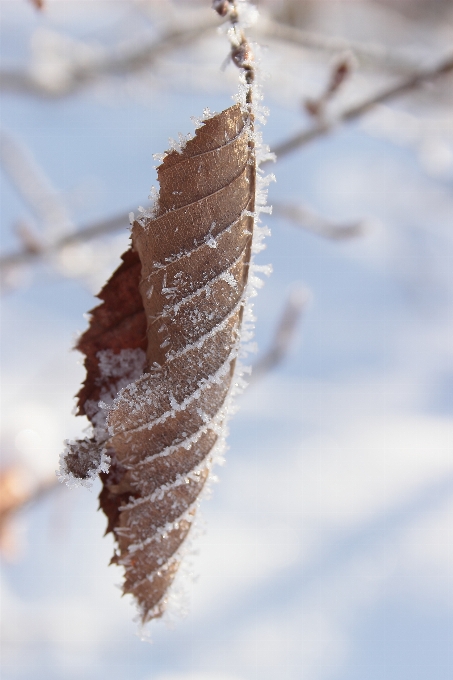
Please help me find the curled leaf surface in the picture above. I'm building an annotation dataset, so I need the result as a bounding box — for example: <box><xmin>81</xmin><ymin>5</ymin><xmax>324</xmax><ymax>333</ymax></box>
<box><xmin>63</xmin><ymin>103</ymin><xmax>256</xmax><ymax>622</ymax></box>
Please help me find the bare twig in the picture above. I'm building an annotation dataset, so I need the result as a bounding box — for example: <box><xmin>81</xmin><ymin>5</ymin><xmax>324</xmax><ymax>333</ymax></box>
<box><xmin>250</xmin><ymin>286</ymin><xmax>310</xmax><ymax>384</ymax></box>
<box><xmin>268</xmin><ymin>53</ymin><xmax>453</xmax><ymax>162</ymax></box>
<box><xmin>14</xmin><ymin>219</ymin><xmax>45</xmax><ymax>254</ymax></box>
<box><xmin>258</xmin><ymin>17</ymin><xmax>425</xmax><ymax>74</ymax></box>
<box><xmin>2</xmin><ymin>57</ymin><xmax>452</xmax><ymax>275</ymax></box>
<box><xmin>0</xmin><ymin>129</ymin><xmax>73</xmax><ymax>239</ymax></box>
<box><xmin>3</xmin><ymin>56</ymin><xmax>451</xmax><ymax>274</ymax></box>
<box><xmin>0</xmin><ymin>6</ymin><xmax>254</xmax><ymax>278</ymax></box>
<box><xmin>273</xmin><ymin>203</ymin><xmax>366</xmax><ymax>241</ymax></box>
<box><xmin>214</xmin><ymin>0</ymin><xmax>255</xmax><ymax>86</ymax></box>
<box><xmin>304</xmin><ymin>53</ymin><xmax>355</xmax><ymax>120</ymax></box>
<box><xmin>0</xmin><ymin>210</ymin><xmax>133</xmax><ymax>271</ymax></box>
<box><xmin>0</xmin><ymin>19</ymin><xmax>219</xmax><ymax>97</ymax></box>
<box><xmin>0</xmin><ymin>126</ymin><xmax>134</xmax><ymax>276</ymax></box>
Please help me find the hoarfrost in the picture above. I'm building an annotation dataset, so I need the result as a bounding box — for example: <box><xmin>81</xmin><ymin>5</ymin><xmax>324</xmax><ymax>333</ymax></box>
<box><xmin>219</xmin><ymin>270</ymin><xmax>238</xmax><ymax>289</ymax></box>
<box><xmin>148</xmin><ymin>186</ymin><xmax>159</xmax><ymax>202</ymax></box>
<box><xmin>235</xmin><ymin>0</ymin><xmax>259</xmax><ymax>28</ymax></box>
<box><xmin>97</xmin><ymin>348</ymin><xmax>146</xmax><ymax>383</ymax></box>
<box><xmin>58</xmin><ymin>348</ymin><xmax>146</xmax><ymax>487</ymax></box>
<box><xmin>56</xmin><ymin>438</ymin><xmax>110</xmax><ymax>489</ymax></box>
<box><xmin>168</xmin><ymin>131</ymin><xmax>194</xmax><ymax>155</ymax></box>
<box><xmin>108</xmin><ymin>344</ymin><xmax>239</xmax><ymax>436</ymax></box>
<box><xmin>190</xmin><ymin>107</ymin><xmax>218</xmax><ymax>130</ymax></box>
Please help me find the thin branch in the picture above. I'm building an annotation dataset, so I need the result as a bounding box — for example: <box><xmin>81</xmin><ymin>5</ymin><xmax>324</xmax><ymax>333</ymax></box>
<box><xmin>214</xmin><ymin>0</ymin><xmax>255</xmax><ymax>86</ymax></box>
<box><xmin>273</xmin><ymin>203</ymin><xmax>366</xmax><ymax>241</ymax></box>
<box><xmin>0</xmin><ymin>210</ymin><xmax>133</xmax><ymax>271</ymax></box>
<box><xmin>14</xmin><ymin>219</ymin><xmax>45</xmax><ymax>255</ymax></box>
<box><xmin>0</xmin><ymin>3</ymin><xmax>256</xmax><ymax>277</ymax></box>
<box><xmin>2</xmin><ymin>54</ymin><xmax>451</xmax><ymax>273</ymax></box>
<box><xmin>250</xmin><ymin>286</ymin><xmax>310</xmax><ymax>384</ymax></box>
<box><xmin>0</xmin><ymin>129</ymin><xmax>73</xmax><ymax>239</ymax></box>
<box><xmin>0</xmin><ymin>19</ymin><xmax>219</xmax><ymax>97</ymax></box>
<box><xmin>0</xmin><ymin>127</ymin><xmax>131</xmax><ymax>275</ymax></box>
<box><xmin>304</xmin><ymin>53</ymin><xmax>355</xmax><ymax>120</ymax></box>
<box><xmin>267</xmin><ymin>53</ymin><xmax>453</xmax><ymax>162</ymax></box>
<box><xmin>3</xmin><ymin>55</ymin><xmax>452</xmax><ymax>275</ymax></box>
<box><xmin>258</xmin><ymin>17</ymin><xmax>425</xmax><ymax>74</ymax></box>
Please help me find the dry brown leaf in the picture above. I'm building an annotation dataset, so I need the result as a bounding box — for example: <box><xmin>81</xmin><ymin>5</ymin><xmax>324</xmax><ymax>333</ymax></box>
<box><xmin>59</xmin><ymin>101</ymin><xmax>264</xmax><ymax>623</ymax></box>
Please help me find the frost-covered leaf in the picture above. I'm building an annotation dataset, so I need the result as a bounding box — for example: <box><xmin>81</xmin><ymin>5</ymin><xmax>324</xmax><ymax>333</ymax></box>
<box><xmin>60</xmin><ymin>102</ymin><xmax>262</xmax><ymax>623</ymax></box>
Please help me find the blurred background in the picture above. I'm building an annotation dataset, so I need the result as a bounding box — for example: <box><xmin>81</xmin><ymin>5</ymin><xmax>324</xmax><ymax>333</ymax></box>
<box><xmin>1</xmin><ymin>1</ymin><xmax>452</xmax><ymax>679</ymax></box>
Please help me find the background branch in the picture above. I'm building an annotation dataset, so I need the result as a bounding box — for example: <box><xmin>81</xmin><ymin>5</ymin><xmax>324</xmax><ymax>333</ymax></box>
<box><xmin>250</xmin><ymin>286</ymin><xmax>310</xmax><ymax>384</ymax></box>
<box><xmin>268</xmin><ymin>52</ymin><xmax>453</xmax><ymax>161</ymax></box>
<box><xmin>0</xmin><ymin>210</ymin><xmax>133</xmax><ymax>272</ymax></box>
<box><xmin>0</xmin><ymin>129</ymin><xmax>73</xmax><ymax>240</ymax></box>
<box><xmin>273</xmin><ymin>203</ymin><xmax>367</xmax><ymax>240</ymax></box>
<box><xmin>258</xmin><ymin>17</ymin><xmax>422</xmax><ymax>74</ymax></box>
<box><xmin>0</xmin><ymin>17</ymin><xmax>219</xmax><ymax>97</ymax></box>
<box><xmin>3</xmin><ymin>54</ymin><xmax>450</xmax><ymax>275</ymax></box>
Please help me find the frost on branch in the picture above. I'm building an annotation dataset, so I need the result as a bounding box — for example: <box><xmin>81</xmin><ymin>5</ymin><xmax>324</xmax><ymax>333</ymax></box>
<box><xmin>59</xmin><ymin>95</ymin><xmax>272</xmax><ymax>624</ymax></box>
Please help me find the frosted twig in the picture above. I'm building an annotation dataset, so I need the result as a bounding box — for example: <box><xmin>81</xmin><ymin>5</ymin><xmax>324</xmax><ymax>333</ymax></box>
<box><xmin>1</xmin><ymin>210</ymin><xmax>130</xmax><ymax>270</ymax></box>
<box><xmin>14</xmin><ymin>219</ymin><xmax>45</xmax><ymax>255</ymax></box>
<box><xmin>0</xmin><ymin>210</ymin><xmax>133</xmax><ymax>272</ymax></box>
<box><xmin>3</xmin><ymin>53</ymin><xmax>450</xmax><ymax>274</ymax></box>
<box><xmin>267</xmin><ymin>53</ymin><xmax>453</xmax><ymax>162</ymax></box>
<box><xmin>0</xmin><ymin>18</ymin><xmax>219</xmax><ymax>97</ymax></box>
<box><xmin>250</xmin><ymin>286</ymin><xmax>310</xmax><ymax>384</ymax></box>
<box><xmin>213</xmin><ymin>0</ymin><xmax>255</xmax><ymax>86</ymax></box>
<box><xmin>0</xmin><ymin>129</ymin><xmax>73</xmax><ymax>240</ymax></box>
<box><xmin>304</xmin><ymin>54</ymin><xmax>355</xmax><ymax>120</ymax></box>
<box><xmin>273</xmin><ymin>203</ymin><xmax>366</xmax><ymax>241</ymax></box>
<box><xmin>258</xmin><ymin>17</ymin><xmax>425</xmax><ymax>74</ymax></box>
